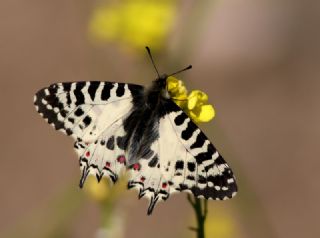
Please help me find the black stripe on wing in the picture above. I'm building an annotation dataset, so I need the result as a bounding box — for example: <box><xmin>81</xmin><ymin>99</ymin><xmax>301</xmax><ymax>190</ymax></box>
<box><xmin>165</xmin><ymin>100</ymin><xmax>238</xmax><ymax>200</ymax></box>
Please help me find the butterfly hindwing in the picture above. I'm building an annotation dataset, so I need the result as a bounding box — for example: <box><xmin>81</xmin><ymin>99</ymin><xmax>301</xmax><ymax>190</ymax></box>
<box><xmin>128</xmin><ymin>138</ymin><xmax>171</xmax><ymax>215</ymax></box>
<box><xmin>75</xmin><ymin>118</ymin><xmax>128</xmax><ymax>186</ymax></box>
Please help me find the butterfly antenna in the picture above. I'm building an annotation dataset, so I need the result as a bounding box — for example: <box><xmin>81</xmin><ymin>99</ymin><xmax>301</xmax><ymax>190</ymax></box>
<box><xmin>168</xmin><ymin>65</ymin><xmax>192</xmax><ymax>77</ymax></box>
<box><xmin>146</xmin><ymin>46</ymin><xmax>160</xmax><ymax>78</ymax></box>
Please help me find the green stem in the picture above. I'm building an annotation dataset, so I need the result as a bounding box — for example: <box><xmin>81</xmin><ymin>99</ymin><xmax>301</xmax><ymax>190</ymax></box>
<box><xmin>187</xmin><ymin>195</ymin><xmax>208</xmax><ymax>238</ymax></box>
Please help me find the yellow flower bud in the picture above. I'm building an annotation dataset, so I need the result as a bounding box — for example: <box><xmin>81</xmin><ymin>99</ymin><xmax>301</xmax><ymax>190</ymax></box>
<box><xmin>167</xmin><ymin>76</ymin><xmax>188</xmax><ymax>101</ymax></box>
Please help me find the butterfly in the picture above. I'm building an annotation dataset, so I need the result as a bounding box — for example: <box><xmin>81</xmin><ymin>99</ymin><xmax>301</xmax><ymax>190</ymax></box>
<box><xmin>34</xmin><ymin>47</ymin><xmax>237</xmax><ymax>215</ymax></box>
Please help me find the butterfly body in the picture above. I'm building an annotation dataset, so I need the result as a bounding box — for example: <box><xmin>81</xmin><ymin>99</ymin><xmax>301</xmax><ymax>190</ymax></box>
<box><xmin>123</xmin><ymin>75</ymin><xmax>173</xmax><ymax>166</ymax></box>
<box><xmin>34</xmin><ymin>73</ymin><xmax>237</xmax><ymax>215</ymax></box>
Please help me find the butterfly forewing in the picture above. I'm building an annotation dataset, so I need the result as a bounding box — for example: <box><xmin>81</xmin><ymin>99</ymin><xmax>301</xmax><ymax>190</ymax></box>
<box><xmin>34</xmin><ymin>81</ymin><xmax>143</xmax><ymax>140</ymax></box>
<box><xmin>166</xmin><ymin>102</ymin><xmax>237</xmax><ymax>199</ymax></box>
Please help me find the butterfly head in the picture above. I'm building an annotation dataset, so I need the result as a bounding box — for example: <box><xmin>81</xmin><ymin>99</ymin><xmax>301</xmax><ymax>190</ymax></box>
<box><xmin>156</xmin><ymin>74</ymin><xmax>168</xmax><ymax>88</ymax></box>
<box><xmin>146</xmin><ymin>46</ymin><xmax>192</xmax><ymax>99</ymax></box>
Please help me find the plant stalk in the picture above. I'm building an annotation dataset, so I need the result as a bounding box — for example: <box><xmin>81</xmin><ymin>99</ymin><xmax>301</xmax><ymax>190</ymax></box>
<box><xmin>187</xmin><ymin>194</ymin><xmax>208</xmax><ymax>238</ymax></box>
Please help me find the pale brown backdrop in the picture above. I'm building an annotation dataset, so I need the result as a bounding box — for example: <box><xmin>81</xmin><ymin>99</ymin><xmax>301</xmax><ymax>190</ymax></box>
<box><xmin>1</xmin><ymin>0</ymin><xmax>319</xmax><ymax>238</ymax></box>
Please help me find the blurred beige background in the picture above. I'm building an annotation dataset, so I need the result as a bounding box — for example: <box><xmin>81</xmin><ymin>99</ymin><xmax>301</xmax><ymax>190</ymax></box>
<box><xmin>1</xmin><ymin>0</ymin><xmax>319</xmax><ymax>238</ymax></box>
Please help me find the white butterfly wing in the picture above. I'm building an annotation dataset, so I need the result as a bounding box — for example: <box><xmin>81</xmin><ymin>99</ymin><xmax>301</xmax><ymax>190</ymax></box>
<box><xmin>34</xmin><ymin>81</ymin><xmax>143</xmax><ymax>141</ymax></box>
<box><xmin>34</xmin><ymin>81</ymin><xmax>144</xmax><ymax>186</ymax></box>
<box><xmin>166</xmin><ymin>109</ymin><xmax>238</xmax><ymax>199</ymax></box>
<box><xmin>128</xmin><ymin>101</ymin><xmax>237</xmax><ymax>214</ymax></box>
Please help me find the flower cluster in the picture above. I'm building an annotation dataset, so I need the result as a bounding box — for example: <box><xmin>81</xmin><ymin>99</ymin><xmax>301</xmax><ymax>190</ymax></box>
<box><xmin>167</xmin><ymin>76</ymin><xmax>215</xmax><ymax>123</ymax></box>
<box><xmin>89</xmin><ymin>0</ymin><xmax>177</xmax><ymax>51</ymax></box>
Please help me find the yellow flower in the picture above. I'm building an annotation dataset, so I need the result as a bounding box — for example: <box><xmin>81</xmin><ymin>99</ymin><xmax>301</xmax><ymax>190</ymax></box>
<box><xmin>84</xmin><ymin>175</ymin><xmax>110</xmax><ymax>202</ymax></box>
<box><xmin>187</xmin><ymin>90</ymin><xmax>215</xmax><ymax>123</ymax></box>
<box><xmin>84</xmin><ymin>174</ymin><xmax>128</xmax><ymax>203</ymax></box>
<box><xmin>205</xmin><ymin>206</ymin><xmax>236</xmax><ymax>238</ymax></box>
<box><xmin>167</xmin><ymin>76</ymin><xmax>188</xmax><ymax>107</ymax></box>
<box><xmin>167</xmin><ymin>77</ymin><xmax>215</xmax><ymax>123</ymax></box>
<box><xmin>89</xmin><ymin>0</ymin><xmax>177</xmax><ymax>51</ymax></box>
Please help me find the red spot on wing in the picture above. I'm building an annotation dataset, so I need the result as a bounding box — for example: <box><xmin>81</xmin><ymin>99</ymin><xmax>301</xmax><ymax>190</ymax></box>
<box><xmin>133</xmin><ymin>163</ymin><xmax>140</xmax><ymax>171</ymax></box>
<box><xmin>105</xmin><ymin>162</ymin><xmax>111</xmax><ymax>168</ymax></box>
<box><xmin>162</xmin><ymin>182</ymin><xmax>167</xmax><ymax>189</ymax></box>
<box><xmin>140</xmin><ymin>176</ymin><xmax>146</xmax><ymax>182</ymax></box>
<box><xmin>117</xmin><ymin>156</ymin><xmax>126</xmax><ymax>164</ymax></box>
<box><xmin>85</xmin><ymin>151</ymin><xmax>90</xmax><ymax>157</ymax></box>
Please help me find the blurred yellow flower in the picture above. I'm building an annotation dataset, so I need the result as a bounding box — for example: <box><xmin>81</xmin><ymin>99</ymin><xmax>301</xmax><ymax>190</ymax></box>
<box><xmin>206</xmin><ymin>207</ymin><xmax>236</xmax><ymax>238</ymax></box>
<box><xmin>84</xmin><ymin>174</ymin><xmax>128</xmax><ymax>203</ymax></box>
<box><xmin>167</xmin><ymin>77</ymin><xmax>215</xmax><ymax>123</ymax></box>
<box><xmin>89</xmin><ymin>0</ymin><xmax>177</xmax><ymax>50</ymax></box>
<box><xmin>84</xmin><ymin>176</ymin><xmax>110</xmax><ymax>202</ymax></box>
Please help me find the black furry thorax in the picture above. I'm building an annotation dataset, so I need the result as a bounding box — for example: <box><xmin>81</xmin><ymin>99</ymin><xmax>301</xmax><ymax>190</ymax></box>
<box><xmin>145</xmin><ymin>74</ymin><xmax>170</xmax><ymax>107</ymax></box>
